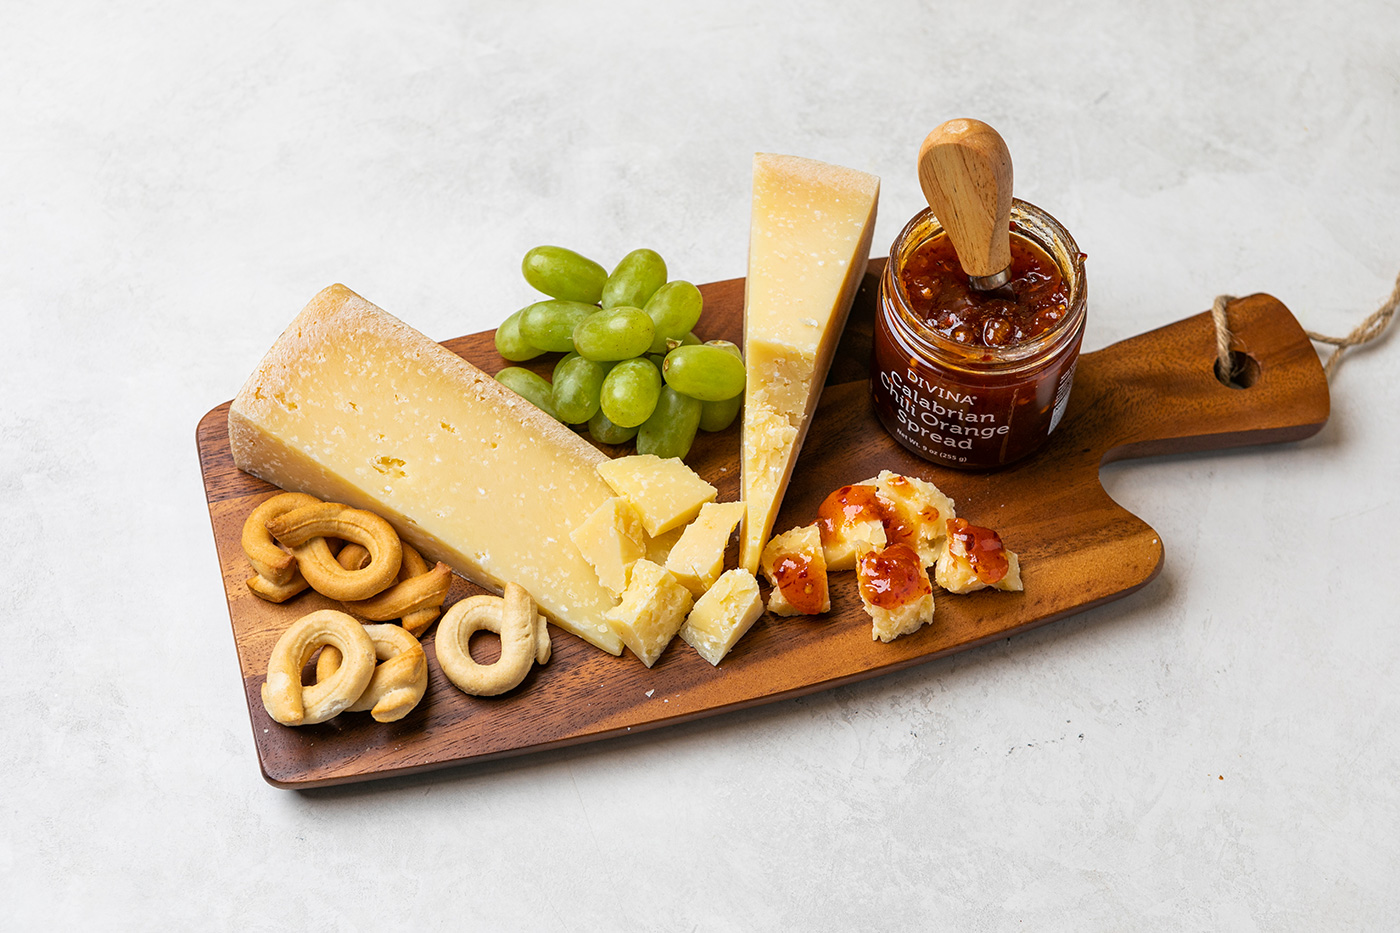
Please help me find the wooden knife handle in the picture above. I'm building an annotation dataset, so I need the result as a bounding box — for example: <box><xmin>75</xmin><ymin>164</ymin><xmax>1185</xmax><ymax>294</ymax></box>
<box><xmin>917</xmin><ymin>119</ymin><xmax>1014</xmax><ymax>279</ymax></box>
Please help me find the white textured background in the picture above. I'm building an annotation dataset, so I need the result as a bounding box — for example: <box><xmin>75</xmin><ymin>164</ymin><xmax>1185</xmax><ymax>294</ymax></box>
<box><xmin>3</xmin><ymin>1</ymin><xmax>1398</xmax><ymax>929</ymax></box>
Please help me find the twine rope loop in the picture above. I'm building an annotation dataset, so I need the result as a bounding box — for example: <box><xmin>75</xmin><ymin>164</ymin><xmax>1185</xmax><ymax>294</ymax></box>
<box><xmin>1212</xmin><ymin>269</ymin><xmax>1400</xmax><ymax>381</ymax></box>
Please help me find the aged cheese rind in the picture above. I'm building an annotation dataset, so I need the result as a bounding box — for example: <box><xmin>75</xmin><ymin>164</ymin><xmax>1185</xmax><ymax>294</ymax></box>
<box><xmin>228</xmin><ymin>284</ymin><xmax>624</xmax><ymax>655</ymax></box>
<box><xmin>741</xmin><ymin>153</ymin><xmax>880</xmax><ymax>573</ymax></box>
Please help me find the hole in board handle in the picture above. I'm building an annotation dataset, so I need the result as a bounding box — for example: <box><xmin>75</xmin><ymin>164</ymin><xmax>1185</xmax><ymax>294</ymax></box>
<box><xmin>1214</xmin><ymin>350</ymin><xmax>1260</xmax><ymax>389</ymax></box>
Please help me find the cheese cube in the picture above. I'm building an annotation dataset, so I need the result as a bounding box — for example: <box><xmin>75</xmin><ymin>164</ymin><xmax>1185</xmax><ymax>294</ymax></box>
<box><xmin>569</xmin><ymin>497</ymin><xmax>646</xmax><ymax>597</ymax></box>
<box><xmin>740</xmin><ymin>153</ymin><xmax>880</xmax><ymax>574</ymax></box>
<box><xmin>759</xmin><ymin>524</ymin><xmax>830</xmax><ymax>616</ymax></box>
<box><xmin>664</xmin><ymin>501</ymin><xmax>745</xmax><ymax>597</ymax></box>
<box><xmin>596</xmin><ymin>454</ymin><xmax>718</xmax><ymax>537</ymax></box>
<box><xmin>228</xmin><ymin>284</ymin><xmax>624</xmax><ymax>655</ymax></box>
<box><xmin>604</xmin><ymin>559</ymin><xmax>694</xmax><ymax>668</ymax></box>
<box><xmin>680</xmin><ymin>569</ymin><xmax>764</xmax><ymax>666</ymax></box>
<box><xmin>857</xmin><ymin>544</ymin><xmax>936</xmax><ymax>643</ymax></box>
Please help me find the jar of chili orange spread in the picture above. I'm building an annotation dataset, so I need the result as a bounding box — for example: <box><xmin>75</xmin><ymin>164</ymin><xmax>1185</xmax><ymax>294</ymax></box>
<box><xmin>871</xmin><ymin>199</ymin><xmax>1087</xmax><ymax>470</ymax></box>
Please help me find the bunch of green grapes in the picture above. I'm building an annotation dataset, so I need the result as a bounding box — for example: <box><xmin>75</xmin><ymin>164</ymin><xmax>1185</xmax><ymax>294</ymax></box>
<box><xmin>493</xmin><ymin>245</ymin><xmax>744</xmax><ymax>461</ymax></box>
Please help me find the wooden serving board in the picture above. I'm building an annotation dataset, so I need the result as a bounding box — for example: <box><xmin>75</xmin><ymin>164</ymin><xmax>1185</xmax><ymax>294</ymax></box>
<box><xmin>197</xmin><ymin>259</ymin><xmax>1329</xmax><ymax>788</ymax></box>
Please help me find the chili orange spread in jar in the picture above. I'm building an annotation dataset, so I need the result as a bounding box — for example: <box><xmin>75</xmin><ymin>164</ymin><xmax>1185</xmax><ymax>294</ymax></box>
<box><xmin>871</xmin><ymin>200</ymin><xmax>1087</xmax><ymax>470</ymax></box>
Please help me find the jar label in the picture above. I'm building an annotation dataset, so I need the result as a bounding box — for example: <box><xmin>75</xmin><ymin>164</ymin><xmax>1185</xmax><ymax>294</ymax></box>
<box><xmin>1048</xmin><ymin>359</ymin><xmax>1077</xmax><ymax>435</ymax></box>
<box><xmin>876</xmin><ymin>368</ymin><xmax>1017</xmax><ymax>465</ymax></box>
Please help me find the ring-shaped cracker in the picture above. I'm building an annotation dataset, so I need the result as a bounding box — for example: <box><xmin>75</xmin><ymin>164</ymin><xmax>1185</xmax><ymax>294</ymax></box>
<box><xmin>344</xmin><ymin>543</ymin><xmax>451</xmax><ymax>624</ymax></box>
<box><xmin>316</xmin><ymin>624</ymin><xmax>428</xmax><ymax>723</ymax></box>
<box><xmin>242</xmin><ymin>492</ymin><xmax>322</xmax><ymax>586</ymax></box>
<box><xmin>436</xmin><ymin>584</ymin><xmax>550</xmax><ymax>697</ymax></box>
<box><xmin>267</xmin><ymin>502</ymin><xmax>402</xmax><ymax>601</ymax></box>
<box><xmin>336</xmin><ymin>542</ymin><xmax>449</xmax><ymax>634</ymax></box>
<box><xmin>261</xmin><ymin>609</ymin><xmax>376</xmax><ymax>726</ymax></box>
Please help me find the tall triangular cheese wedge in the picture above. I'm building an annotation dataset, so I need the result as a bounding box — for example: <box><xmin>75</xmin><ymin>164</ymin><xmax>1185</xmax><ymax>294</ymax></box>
<box><xmin>740</xmin><ymin>153</ymin><xmax>880</xmax><ymax>574</ymax></box>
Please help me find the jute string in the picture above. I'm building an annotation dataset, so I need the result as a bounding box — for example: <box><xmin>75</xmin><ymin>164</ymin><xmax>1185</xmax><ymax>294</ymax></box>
<box><xmin>1212</xmin><ymin>269</ymin><xmax>1400</xmax><ymax>381</ymax></box>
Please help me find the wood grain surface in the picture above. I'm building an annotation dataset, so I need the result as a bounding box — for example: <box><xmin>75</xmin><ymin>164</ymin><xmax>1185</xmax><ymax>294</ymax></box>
<box><xmin>196</xmin><ymin>259</ymin><xmax>1329</xmax><ymax>788</ymax></box>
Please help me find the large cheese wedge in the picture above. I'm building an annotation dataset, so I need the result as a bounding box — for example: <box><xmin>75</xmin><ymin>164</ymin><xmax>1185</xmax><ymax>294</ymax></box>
<box><xmin>228</xmin><ymin>284</ymin><xmax>624</xmax><ymax>655</ymax></box>
<box><xmin>740</xmin><ymin>153</ymin><xmax>880</xmax><ymax>573</ymax></box>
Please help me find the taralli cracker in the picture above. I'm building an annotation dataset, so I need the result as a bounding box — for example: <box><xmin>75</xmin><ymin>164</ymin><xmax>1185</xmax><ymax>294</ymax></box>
<box><xmin>242</xmin><ymin>491</ymin><xmax>322</xmax><ymax>600</ymax></box>
<box><xmin>266</xmin><ymin>501</ymin><xmax>403</xmax><ymax>601</ymax></box>
<box><xmin>343</xmin><ymin>544</ymin><xmax>451</xmax><ymax>629</ymax></box>
<box><xmin>316</xmin><ymin>624</ymin><xmax>428</xmax><ymax>723</ymax></box>
<box><xmin>261</xmin><ymin>609</ymin><xmax>376</xmax><ymax>726</ymax></box>
<box><xmin>436</xmin><ymin>584</ymin><xmax>551</xmax><ymax>697</ymax></box>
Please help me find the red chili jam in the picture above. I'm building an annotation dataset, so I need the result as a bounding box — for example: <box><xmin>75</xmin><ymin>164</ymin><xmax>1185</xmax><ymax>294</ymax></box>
<box><xmin>772</xmin><ymin>552</ymin><xmax>827</xmax><ymax>615</ymax></box>
<box><xmin>816</xmin><ymin>484</ymin><xmax>915</xmax><ymax>549</ymax></box>
<box><xmin>947</xmin><ymin>518</ymin><xmax>1009</xmax><ymax>584</ymax></box>
<box><xmin>900</xmin><ymin>231</ymin><xmax>1070</xmax><ymax>348</ymax></box>
<box><xmin>857</xmin><ymin>544</ymin><xmax>931</xmax><ymax>610</ymax></box>
<box><xmin>872</xmin><ymin>202</ymin><xmax>1087</xmax><ymax>471</ymax></box>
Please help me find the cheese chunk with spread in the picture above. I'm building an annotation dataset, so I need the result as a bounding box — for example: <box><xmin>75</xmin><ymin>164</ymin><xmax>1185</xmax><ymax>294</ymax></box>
<box><xmin>740</xmin><ymin>153</ymin><xmax>880</xmax><ymax>574</ymax></box>
<box><xmin>857</xmin><ymin>544</ymin><xmax>936</xmax><ymax>643</ymax></box>
<box><xmin>680</xmin><ymin>569</ymin><xmax>764</xmax><ymax>666</ymax></box>
<box><xmin>596</xmin><ymin>454</ymin><xmax>718</xmax><ymax>537</ymax></box>
<box><xmin>935</xmin><ymin>518</ymin><xmax>1023</xmax><ymax>594</ymax></box>
<box><xmin>570</xmin><ymin>497</ymin><xmax>646</xmax><ymax>597</ymax></box>
<box><xmin>664</xmin><ymin>501</ymin><xmax>745</xmax><ymax>597</ymax></box>
<box><xmin>869</xmin><ymin>471</ymin><xmax>957</xmax><ymax>567</ymax></box>
<box><xmin>228</xmin><ymin>284</ymin><xmax>624</xmax><ymax>655</ymax></box>
<box><xmin>604</xmin><ymin>559</ymin><xmax>694</xmax><ymax>668</ymax></box>
<box><xmin>760</xmin><ymin>524</ymin><xmax>830</xmax><ymax>616</ymax></box>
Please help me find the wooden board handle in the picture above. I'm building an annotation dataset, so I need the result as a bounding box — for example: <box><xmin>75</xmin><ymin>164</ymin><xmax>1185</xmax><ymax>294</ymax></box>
<box><xmin>1063</xmin><ymin>293</ymin><xmax>1330</xmax><ymax>464</ymax></box>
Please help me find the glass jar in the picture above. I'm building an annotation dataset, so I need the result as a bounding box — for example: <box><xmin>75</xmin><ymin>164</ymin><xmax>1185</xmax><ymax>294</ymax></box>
<box><xmin>871</xmin><ymin>199</ymin><xmax>1087</xmax><ymax>470</ymax></box>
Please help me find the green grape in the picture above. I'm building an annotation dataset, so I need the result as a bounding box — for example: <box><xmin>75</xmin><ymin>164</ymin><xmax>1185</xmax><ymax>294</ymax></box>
<box><xmin>495</xmin><ymin>367</ymin><xmax>557</xmax><ymax>419</ymax></box>
<box><xmin>601</xmin><ymin>248</ymin><xmax>667</xmax><ymax>310</ymax></box>
<box><xmin>705</xmin><ymin>339</ymin><xmax>742</xmax><ymax>359</ymax></box>
<box><xmin>661</xmin><ymin>344</ymin><xmax>746</xmax><ymax>401</ymax></box>
<box><xmin>637</xmin><ymin>387</ymin><xmax>702</xmax><ymax>460</ymax></box>
<box><xmin>643</xmin><ymin>281</ymin><xmax>703</xmax><ymax>352</ymax></box>
<box><xmin>521</xmin><ymin>246</ymin><xmax>607</xmax><ymax>303</ymax></box>
<box><xmin>680</xmin><ymin>331</ymin><xmax>702</xmax><ymax>346</ymax></box>
<box><xmin>600</xmin><ymin>357</ymin><xmax>663</xmax><ymax>428</ymax></box>
<box><xmin>552</xmin><ymin>351</ymin><xmax>578</xmax><ymax>380</ymax></box>
<box><xmin>552</xmin><ymin>354</ymin><xmax>610</xmax><ymax>424</ymax></box>
<box><xmin>572</xmin><ymin>306</ymin><xmax>655</xmax><ymax>361</ymax></box>
<box><xmin>588</xmin><ymin>408</ymin><xmax>639</xmax><ymax>446</ymax></box>
<box><xmin>699</xmin><ymin>393</ymin><xmax>742</xmax><ymax>432</ymax></box>
<box><xmin>494</xmin><ymin>306</ymin><xmax>545</xmax><ymax>362</ymax></box>
<box><xmin>518</xmin><ymin>300</ymin><xmax>597</xmax><ymax>353</ymax></box>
